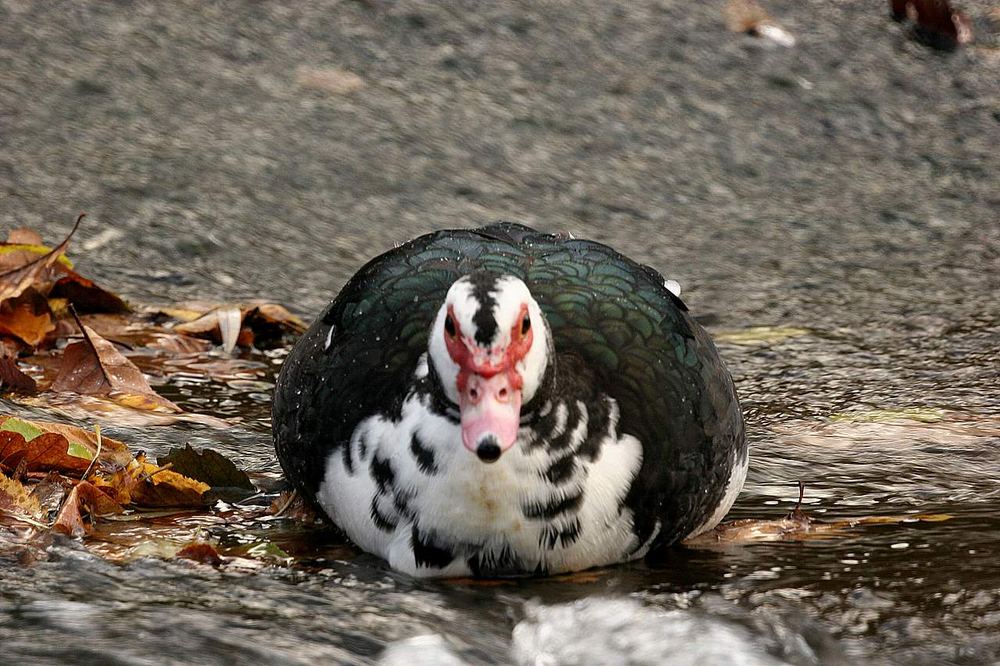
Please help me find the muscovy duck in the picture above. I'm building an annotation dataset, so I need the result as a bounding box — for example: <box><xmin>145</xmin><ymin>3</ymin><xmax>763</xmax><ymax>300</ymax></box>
<box><xmin>273</xmin><ymin>222</ymin><xmax>746</xmax><ymax>577</ymax></box>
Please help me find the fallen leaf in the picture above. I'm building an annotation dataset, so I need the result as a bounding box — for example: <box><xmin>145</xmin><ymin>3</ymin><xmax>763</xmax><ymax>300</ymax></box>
<box><xmin>49</xmin><ymin>271</ymin><xmax>130</xmax><ymax>314</ymax></box>
<box><xmin>177</xmin><ymin>541</ymin><xmax>224</xmax><ymax>566</ymax></box>
<box><xmin>0</xmin><ymin>288</ymin><xmax>55</xmax><ymax>346</ymax></box>
<box><xmin>52</xmin><ymin>480</ymin><xmax>124</xmax><ymax>537</ymax></box>
<box><xmin>891</xmin><ymin>0</ymin><xmax>973</xmax><ymax>48</ymax></box>
<box><xmin>5</xmin><ymin>228</ymin><xmax>44</xmax><ymax>245</ymax></box>
<box><xmin>0</xmin><ymin>430</ymin><xmax>91</xmax><ymax>476</ymax></box>
<box><xmin>245</xmin><ymin>540</ymin><xmax>293</xmax><ymax>564</ymax></box>
<box><xmin>0</xmin><ymin>415</ymin><xmax>133</xmax><ymax>469</ymax></box>
<box><xmin>0</xmin><ymin>214</ymin><xmax>82</xmax><ymax>303</ymax></box>
<box><xmin>173</xmin><ymin>303</ymin><xmax>304</xmax><ymax>350</ymax></box>
<box><xmin>296</xmin><ymin>66</ymin><xmax>365</xmax><ymax>94</ymax></box>
<box><xmin>94</xmin><ymin>457</ymin><xmax>210</xmax><ymax>508</ymax></box>
<box><xmin>725</xmin><ymin>0</ymin><xmax>796</xmax><ymax>47</ymax></box>
<box><xmin>684</xmin><ymin>511</ymin><xmax>953</xmax><ymax>547</ymax></box>
<box><xmin>51</xmin><ymin>324</ymin><xmax>181</xmax><ymax>413</ymax></box>
<box><xmin>714</xmin><ymin>326</ymin><xmax>811</xmax><ymax>345</ymax></box>
<box><xmin>158</xmin><ymin>444</ymin><xmax>255</xmax><ymax>493</ymax></box>
<box><xmin>0</xmin><ymin>357</ymin><xmax>37</xmax><ymax>395</ymax></box>
<box><xmin>0</xmin><ymin>470</ymin><xmax>44</xmax><ymax>521</ymax></box>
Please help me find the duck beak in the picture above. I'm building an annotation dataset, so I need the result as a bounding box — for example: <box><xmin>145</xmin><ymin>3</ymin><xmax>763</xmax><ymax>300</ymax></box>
<box><xmin>459</xmin><ymin>372</ymin><xmax>522</xmax><ymax>462</ymax></box>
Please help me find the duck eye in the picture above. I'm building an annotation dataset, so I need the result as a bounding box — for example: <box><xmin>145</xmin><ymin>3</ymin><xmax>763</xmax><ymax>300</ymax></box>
<box><xmin>520</xmin><ymin>314</ymin><xmax>531</xmax><ymax>336</ymax></box>
<box><xmin>444</xmin><ymin>315</ymin><xmax>457</xmax><ymax>338</ymax></box>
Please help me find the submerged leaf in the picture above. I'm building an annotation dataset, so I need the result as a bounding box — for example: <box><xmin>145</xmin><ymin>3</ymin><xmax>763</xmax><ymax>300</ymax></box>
<box><xmin>684</xmin><ymin>511</ymin><xmax>953</xmax><ymax>547</ymax></box>
<box><xmin>176</xmin><ymin>541</ymin><xmax>224</xmax><ymax>566</ymax></box>
<box><xmin>51</xmin><ymin>324</ymin><xmax>180</xmax><ymax>413</ymax></box>
<box><xmin>829</xmin><ymin>407</ymin><xmax>946</xmax><ymax>424</ymax></box>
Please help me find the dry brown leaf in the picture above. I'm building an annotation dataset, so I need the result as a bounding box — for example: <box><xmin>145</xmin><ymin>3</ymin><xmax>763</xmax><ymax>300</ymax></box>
<box><xmin>0</xmin><ymin>288</ymin><xmax>55</xmax><ymax>347</ymax></box>
<box><xmin>0</xmin><ymin>214</ymin><xmax>82</xmax><ymax>303</ymax></box>
<box><xmin>0</xmin><ymin>357</ymin><xmax>37</xmax><ymax>394</ymax></box>
<box><xmin>0</xmin><ymin>470</ymin><xmax>44</xmax><ymax>521</ymax></box>
<box><xmin>49</xmin><ymin>271</ymin><xmax>130</xmax><ymax>314</ymax></box>
<box><xmin>5</xmin><ymin>228</ymin><xmax>44</xmax><ymax>245</ymax></box>
<box><xmin>296</xmin><ymin>66</ymin><xmax>365</xmax><ymax>94</ymax></box>
<box><xmin>51</xmin><ymin>324</ymin><xmax>181</xmax><ymax>413</ymax></box>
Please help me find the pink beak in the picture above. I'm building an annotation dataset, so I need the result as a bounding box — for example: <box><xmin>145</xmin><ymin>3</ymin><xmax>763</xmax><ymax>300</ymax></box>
<box><xmin>459</xmin><ymin>372</ymin><xmax>522</xmax><ymax>462</ymax></box>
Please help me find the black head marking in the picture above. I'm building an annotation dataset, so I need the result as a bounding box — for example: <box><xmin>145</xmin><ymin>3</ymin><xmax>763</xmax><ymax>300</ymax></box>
<box><xmin>464</xmin><ymin>271</ymin><xmax>500</xmax><ymax>346</ymax></box>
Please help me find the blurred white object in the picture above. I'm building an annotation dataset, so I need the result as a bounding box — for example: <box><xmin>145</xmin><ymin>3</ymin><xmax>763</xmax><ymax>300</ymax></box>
<box><xmin>379</xmin><ymin>634</ymin><xmax>465</xmax><ymax>666</ymax></box>
<box><xmin>757</xmin><ymin>23</ymin><xmax>796</xmax><ymax>47</ymax></box>
<box><xmin>511</xmin><ymin>598</ymin><xmax>778</xmax><ymax>666</ymax></box>
<box><xmin>664</xmin><ymin>279</ymin><xmax>682</xmax><ymax>297</ymax></box>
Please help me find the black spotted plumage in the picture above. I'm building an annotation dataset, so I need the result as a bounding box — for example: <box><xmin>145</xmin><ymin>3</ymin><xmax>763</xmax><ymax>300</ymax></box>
<box><xmin>273</xmin><ymin>221</ymin><xmax>746</xmax><ymax>556</ymax></box>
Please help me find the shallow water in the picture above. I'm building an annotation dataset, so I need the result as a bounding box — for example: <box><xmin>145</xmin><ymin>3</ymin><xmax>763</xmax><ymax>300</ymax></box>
<box><xmin>2</xmin><ymin>299</ymin><xmax>998</xmax><ymax>664</ymax></box>
<box><xmin>3</xmin><ymin>0</ymin><xmax>1000</xmax><ymax>662</ymax></box>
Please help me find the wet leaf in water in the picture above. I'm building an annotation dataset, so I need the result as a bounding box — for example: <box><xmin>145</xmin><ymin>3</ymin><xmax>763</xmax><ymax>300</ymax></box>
<box><xmin>158</xmin><ymin>443</ymin><xmax>255</xmax><ymax>497</ymax></box>
<box><xmin>246</xmin><ymin>540</ymin><xmax>293</xmax><ymax>564</ymax></box>
<box><xmin>52</xmin><ymin>480</ymin><xmax>124</xmax><ymax>537</ymax></box>
<box><xmin>51</xmin><ymin>324</ymin><xmax>181</xmax><ymax>413</ymax></box>
<box><xmin>176</xmin><ymin>541</ymin><xmax>225</xmax><ymax>566</ymax></box>
<box><xmin>0</xmin><ymin>214</ymin><xmax>82</xmax><ymax>303</ymax></box>
<box><xmin>714</xmin><ymin>326</ymin><xmax>811</xmax><ymax>345</ymax></box>
<box><xmin>685</xmin><ymin>511</ymin><xmax>953</xmax><ymax>547</ymax></box>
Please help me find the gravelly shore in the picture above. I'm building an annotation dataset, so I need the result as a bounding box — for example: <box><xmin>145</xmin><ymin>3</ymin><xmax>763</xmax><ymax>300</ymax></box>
<box><xmin>2</xmin><ymin>1</ymin><xmax>996</xmax><ymax>326</ymax></box>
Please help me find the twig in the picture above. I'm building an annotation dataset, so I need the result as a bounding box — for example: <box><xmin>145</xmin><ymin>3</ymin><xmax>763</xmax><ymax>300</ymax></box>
<box><xmin>271</xmin><ymin>489</ymin><xmax>300</xmax><ymax>518</ymax></box>
<box><xmin>793</xmin><ymin>480</ymin><xmax>805</xmax><ymax>513</ymax></box>
<box><xmin>80</xmin><ymin>423</ymin><xmax>102</xmax><ymax>481</ymax></box>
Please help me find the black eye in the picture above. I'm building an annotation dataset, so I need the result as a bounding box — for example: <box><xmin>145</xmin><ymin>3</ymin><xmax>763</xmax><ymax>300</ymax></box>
<box><xmin>521</xmin><ymin>314</ymin><xmax>531</xmax><ymax>336</ymax></box>
<box><xmin>444</xmin><ymin>315</ymin><xmax>457</xmax><ymax>337</ymax></box>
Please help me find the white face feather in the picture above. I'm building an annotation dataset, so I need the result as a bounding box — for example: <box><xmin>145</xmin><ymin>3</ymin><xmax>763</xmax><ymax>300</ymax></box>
<box><xmin>428</xmin><ymin>275</ymin><xmax>550</xmax><ymax>407</ymax></box>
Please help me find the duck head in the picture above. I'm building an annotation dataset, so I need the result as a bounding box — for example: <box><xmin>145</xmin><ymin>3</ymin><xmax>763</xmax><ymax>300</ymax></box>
<box><xmin>429</xmin><ymin>273</ymin><xmax>551</xmax><ymax>463</ymax></box>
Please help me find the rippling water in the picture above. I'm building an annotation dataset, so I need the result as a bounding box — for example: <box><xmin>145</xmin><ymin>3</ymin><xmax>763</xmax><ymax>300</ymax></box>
<box><xmin>2</xmin><ymin>299</ymin><xmax>998</xmax><ymax>664</ymax></box>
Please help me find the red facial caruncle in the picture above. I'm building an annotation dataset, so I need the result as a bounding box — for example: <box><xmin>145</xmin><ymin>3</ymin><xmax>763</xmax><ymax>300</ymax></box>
<box><xmin>444</xmin><ymin>303</ymin><xmax>533</xmax><ymax>462</ymax></box>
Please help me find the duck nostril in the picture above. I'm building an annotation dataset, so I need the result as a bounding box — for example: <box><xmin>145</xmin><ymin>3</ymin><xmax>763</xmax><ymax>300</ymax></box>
<box><xmin>476</xmin><ymin>437</ymin><xmax>502</xmax><ymax>463</ymax></box>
